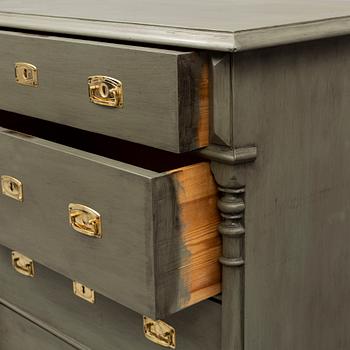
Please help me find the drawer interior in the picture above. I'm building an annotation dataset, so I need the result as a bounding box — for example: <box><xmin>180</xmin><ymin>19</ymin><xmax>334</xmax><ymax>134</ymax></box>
<box><xmin>0</xmin><ymin>110</ymin><xmax>201</xmax><ymax>173</ymax></box>
<box><xmin>0</xmin><ymin>110</ymin><xmax>221</xmax><ymax>318</ymax></box>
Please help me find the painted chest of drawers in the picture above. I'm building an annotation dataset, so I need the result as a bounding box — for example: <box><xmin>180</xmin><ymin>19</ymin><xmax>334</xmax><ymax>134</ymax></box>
<box><xmin>1</xmin><ymin>1</ymin><xmax>350</xmax><ymax>349</ymax></box>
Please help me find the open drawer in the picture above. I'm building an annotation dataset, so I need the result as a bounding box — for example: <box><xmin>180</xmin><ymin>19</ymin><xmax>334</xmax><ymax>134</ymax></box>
<box><xmin>0</xmin><ymin>127</ymin><xmax>220</xmax><ymax>318</ymax></box>
<box><xmin>0</xmin><ymin>30</ymin><xmax>209</xmax><ymax>153</ymax></box>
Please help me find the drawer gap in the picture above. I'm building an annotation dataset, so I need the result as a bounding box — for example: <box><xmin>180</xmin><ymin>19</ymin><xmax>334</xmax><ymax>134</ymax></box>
<box><xmin>0</xmin><ymin>110</ymin><xmax>202</xmax><ymax>173</ymax></box>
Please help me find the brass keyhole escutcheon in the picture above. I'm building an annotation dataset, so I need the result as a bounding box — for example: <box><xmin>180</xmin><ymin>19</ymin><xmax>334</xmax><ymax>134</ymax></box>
<box><xmin>73</xmin><ymin>281</ymin><xmax>95</xmax><ymax>303</ymax></box>
<box><xmin>88</xmin><ymin>75</ymin><xmax>123</xmax><ymax>108</ymax></box>
<box><xmin>1</xmin><ymin>176</ymin><xmax>23</xmax><ymax>201</ymax></box>
<box><xmin>15</xmin><ymin>62</ymin><xmax>38</xmax><ymax>87</ymax></box>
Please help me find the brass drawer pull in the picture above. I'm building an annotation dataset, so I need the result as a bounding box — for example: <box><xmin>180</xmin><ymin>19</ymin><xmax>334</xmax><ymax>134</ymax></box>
<box><xmin>73</xmin><ymin>281</ymin><xmax>95</xmax><ymax>303</ymax></box>
<box><xmin>15</xmin><ymin>62</ymin><xmax>38</xmax><ymax>87</ymax></box>
<box><xmin>1</xmin><ymin>176</ymin><xmax>23</xmax><ymax>201</ymax></box>
<box><xmin>88</xmin><ymin>75</ymin><xmax>123</xmax><ymax>108</ymax></box>
<box><xmin>12</xmin><ymin>251</ymin><xmax>35</xmax><ymax>277</ymax></box>
<box><xmin>69</xmin><ymin>203</ymin><xmax>102</xmax><ymax>238</ymax></box>
<box><xmin>143</xmin><ymin>316</ymin><xmax>176</xmax><ymax>349</ymax></box>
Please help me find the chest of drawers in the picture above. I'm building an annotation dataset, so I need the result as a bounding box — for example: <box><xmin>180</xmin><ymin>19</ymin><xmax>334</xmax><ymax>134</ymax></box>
<box><xmin>1</xmin><ymin>1</ymin><xmax>350</xmax><ymax>350</ymax></box>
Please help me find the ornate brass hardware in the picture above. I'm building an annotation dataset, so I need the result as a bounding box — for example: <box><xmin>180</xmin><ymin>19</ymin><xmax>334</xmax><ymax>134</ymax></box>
<box><xmin>68</xmin><ymin>203</ymin><xmax>102</xmax><ymax>238</ymax></box>
<box><xmin>73</xmin><ymin>281</ymin><xmax>95</xmax><ymax>303</ymax></box>
<box><xmin>12</xmin><ymin>252</ymin><xmax>35</xmax><ymax>277</ymax></box>
<box><xmin>15</xmin><ymin>62</ymin><xmax>38</xmax><ymax>87</ymax></box>
<box><xmin>1</xmin><ymin>176</ymin><xmax>23</xmax><ymax>201</ymax></box>
<box><xmin>143</xmin><ymin>316</ymin><xmax>176</xmax><ymax>349</ymax></box>
<box><xmin>88</xmin><ymin>75</ymin><xmax>123</xmax><ymax>108</ymax></box>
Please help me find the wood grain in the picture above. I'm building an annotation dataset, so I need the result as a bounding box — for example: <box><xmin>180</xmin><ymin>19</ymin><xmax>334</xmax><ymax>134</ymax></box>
<box><xmin>167</xmin><ymin>163</ymin><xmax>221</xmax><ymax>312</ymax></box>
<box><xmin>197</xmin><ymin>62</ymin><xmax>210</xmax><ymax>148</ymax></box>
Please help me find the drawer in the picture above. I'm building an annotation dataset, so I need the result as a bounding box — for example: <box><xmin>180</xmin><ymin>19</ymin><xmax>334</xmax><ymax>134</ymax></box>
<box><xmin>0</xmin><ymin>305</ymin><xmax>75</xmax><ymax>350</ymax></box>
<box><xmin>0</xmin><ymin>31</ymin><xmax>209</xmax><ymax>153</ymax></box>
<box><xmin>0</xmin><ymin>244</ymin><xmax>221</xmax><ymax>350</ymax></box>
<box><xmin>0</xmin><ymin>127</ymin><xmax>220</xmax><ymax>319</ymax></box>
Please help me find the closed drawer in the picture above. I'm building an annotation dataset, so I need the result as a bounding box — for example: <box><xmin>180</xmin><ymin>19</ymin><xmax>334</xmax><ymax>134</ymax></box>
<box><xmin>0</xmin><ymin>244</ymin><xmax>221</xmax><ymax>350</ymax></box>
<box><xmin>0</xmin><ymin>31</ymin><xmax>209</xmax><ymax>153</ymax></box>
<box><xmin>0</xmin><ymin>305</ymin><xmax>75</xmax><ymax>350</ymax></box>
<box><xmin>0</xmin><ymin>127</ymin><xmax>220</xmax><ymax>319</ymax></box>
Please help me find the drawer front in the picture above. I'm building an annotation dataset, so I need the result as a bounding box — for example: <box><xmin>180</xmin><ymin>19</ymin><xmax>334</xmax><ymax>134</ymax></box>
<box><xmin>0</xmin><ymin>128</ymin><xmax>220</xmax><ymax>318</ymax></box>
<box><xmin>0</xmin><ymin>305</ymin><xmax>75</xmax><ymax>350</ymax></box>
<box><xmin>0</xmin><ymin>244</ymin><xmax>221</xmax><ymax>350</ymax></box>
<box><xmin>0</xmin><ymin>31</ymin><xmax>209</xmax><ymax>153</ymax></box>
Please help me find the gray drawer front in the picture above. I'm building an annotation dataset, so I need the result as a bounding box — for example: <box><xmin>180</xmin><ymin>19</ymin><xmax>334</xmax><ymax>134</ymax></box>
<box><xmin>0</xmin><ymin>31</ymin><xmax>209</xmax><ymax>153</ymax></box>
<box><xmin>0</xmin><ymin>128</ymin><xmax>220</xmax><ymax>318</ymax></box>
<box><xmin>0</xmin><ymin>305</ymin><xmax>75</xmax><ymax>350</ymax></box>
<box><xmin>0</xmin><ymin>244</ymin><xmax>221</xmax><ymax>350</ymax></box>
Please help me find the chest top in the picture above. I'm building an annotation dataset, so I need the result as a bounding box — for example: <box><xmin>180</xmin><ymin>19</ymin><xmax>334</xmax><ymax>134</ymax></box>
<box><xmin>0</xmin><ymin>0</ymin><xmax>350</xmax><ymax>51</ymax></box>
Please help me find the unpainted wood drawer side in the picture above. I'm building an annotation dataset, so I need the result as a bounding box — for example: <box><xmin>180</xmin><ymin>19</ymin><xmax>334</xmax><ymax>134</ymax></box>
<box><xmin>177</xmin><ymin>54</ymin><xmax>210</xmax><ymax>151</ymax></box>
<box><xmin>153</xmin><ymin>163</ymin><xmax>221</xmax><ymax>318</ymax></box>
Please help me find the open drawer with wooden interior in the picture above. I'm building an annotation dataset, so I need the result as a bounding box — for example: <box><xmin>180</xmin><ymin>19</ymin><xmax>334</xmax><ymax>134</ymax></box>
<box><xmin>0</xmin><ymin>113</ymin><xmax>220</xmax><ymax>320</ymax></box>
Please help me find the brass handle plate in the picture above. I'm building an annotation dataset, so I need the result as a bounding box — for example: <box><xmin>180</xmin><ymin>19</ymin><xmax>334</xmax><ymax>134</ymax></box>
<box><xmin>69</xmin><ymin>203</ymin><xmax>102</xmax><ymax>238</ymax></box>
<box><xmin>12</xmin><ymin>251</ymin><xmax>35</xmax><ymax>277</ymax></box>
<box><xmin>73</xmin><ymin>281</ymin><xmax>95</xmax><ymax>303</ymax></box>
<box><xmin>88</xmin><ymin>75</ymin><xmax>123</xmax><ymax>108</ymax></box>
<box><xmin>15</xmin><ymin>62</ymin><xmax>38</xmax><ymax>87</ymax></box>
<box><xmin>143</xmin><ymin>316</ymin><xmax>176</xmax><ymax>349</ymax></box>
<box><xmin>1</xmin><ymin>176</ymin><xmax>23</xmax><ymax>201</ymax></box>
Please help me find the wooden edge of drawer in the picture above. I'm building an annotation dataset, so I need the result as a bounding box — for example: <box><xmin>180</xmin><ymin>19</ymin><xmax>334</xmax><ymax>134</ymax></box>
<box><xmin>153</xmin><ymin>162</ymin><xmax>221</xmax><ymax>318</ymax></box>
<box><xmin>178</xmin><ymin>54</ymin><xmax>210</xmax><ymax>152</ymax></box>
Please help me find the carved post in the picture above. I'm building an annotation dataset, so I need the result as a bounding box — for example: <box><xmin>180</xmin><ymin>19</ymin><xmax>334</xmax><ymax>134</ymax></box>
<box><xmin>197</xmin><ymin>144</ymin><xmax>256</xmax><ymax>350</ymax></box>
<box><xmin>218</xmin><ymin>186</ymin><xmax>245</xmax><ymax>350</ymax></box>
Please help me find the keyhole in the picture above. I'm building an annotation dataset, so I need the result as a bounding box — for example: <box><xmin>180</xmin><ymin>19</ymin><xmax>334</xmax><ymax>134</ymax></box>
<box><xmin>22</xmin><ymin>68</ymin><xmax>32</xmax><ymax>80</ymax></box>
<box><xmin>9</xmin><ymin>182</ymin><xmax>17</xmax><ymax>192</ymax></box>
<box><xmin>99</xmin><ymin>83</ymin><xmax>109</xmax><ymax>98</ymax></box>
<box><xmin>81</xmin><ymin>285</ymin><xmax>86</xmax><ymax>294</ymax></box>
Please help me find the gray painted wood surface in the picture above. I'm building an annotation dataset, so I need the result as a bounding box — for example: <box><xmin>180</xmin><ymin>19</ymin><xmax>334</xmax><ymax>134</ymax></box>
<box><xmin>0</xmin><ymin>128</ymin><xmax>204</xmax><ymax>318</ymax></box>
<box><xmin>210</xmin><ymin>54</ymin><xmax>232</xmax><ymax>146</ymax></box>
<box><xmin>0</xmin><ymin>30</ymin><xmax>207</xmax><ymax>153</ymax></box>
<box><xmin>1</xmin><ymin>1</ymin><xmax>350</xmax><ymax>51</ymax></box>
<box><xmin>0</xmin><ymin>305</ymin><xmax>75</xmax><ymax>350</ymax></box>
<box><xmin>232</xmin><ymin>36</ymin><xmax>350</xmax><ymax>350</ymax></box>
<box><xmin>0</xmin><ymin>244</ymin><xmax>221</xmax><ymax>350</ymax></box>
